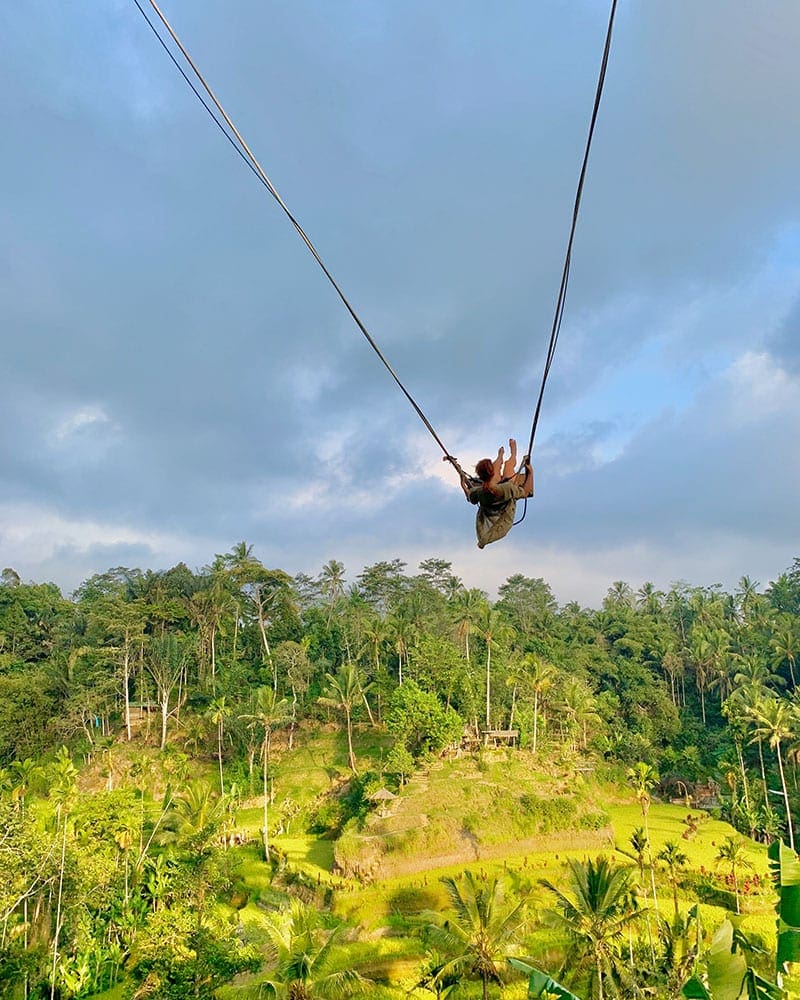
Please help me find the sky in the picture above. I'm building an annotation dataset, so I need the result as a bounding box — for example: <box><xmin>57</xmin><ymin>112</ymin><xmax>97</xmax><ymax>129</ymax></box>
<box><xmin>2</xmin><ymin>0</ymin><xmax>799</xmax><ymax>607</ymax></box>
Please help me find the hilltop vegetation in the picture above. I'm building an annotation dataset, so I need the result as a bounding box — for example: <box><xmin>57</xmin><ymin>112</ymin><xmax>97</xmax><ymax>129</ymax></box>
<box><xmin>1</xmin><ymin>551</ymin><xmax>800</xmax><ymax>998</ymax></box>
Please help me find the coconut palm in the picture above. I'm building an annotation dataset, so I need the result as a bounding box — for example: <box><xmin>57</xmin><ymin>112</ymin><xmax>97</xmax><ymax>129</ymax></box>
<box><xmin>48</xmin><ymin>747</ymin><xmax>77</xmax><ymax>1000</ymax></box>
<box><xmin>207</xmin><ymin>696</ymin><xmax>230</xmax><ymax>795</ymax></box>
<box><xmin>558</xmin><ymin>679</ymin><xmax>601</xmax><ymax>751</ymax></box>
<box><xmin>319</xmin><ymin>559</ymin><xmax>346</xmax><ymax>627</ymax></box>
<box><xmin>473</xmin><ymin>608</ymin><xmax>514</xmax><ymax>730</ymax></box>
<box><xmin>240</xmin><ymin>687</ymin><xmax>290</xmax><ymax>861</ymax></box>
<box><xmin>541</xmin><ymin>856</ymin><xmax>642</xmax><ymax>1000</ymax></box>
<box><xmin>423</xmin><ymin>871</ymin><xmax>527</xmax><ymax>1000</ymax></box>
<box><xmin>261</xmin><ymin>899</ymin><xmax>370</xmax><ymax>999</ymax></box>
<box><xmin>714</xmin><ymin>836</ymin><xmax>753</xmax><ymax>914</ymax></box>
<box><xmin>318</xmin><ymin>663</ymin><xmax>369</xmax><ymax>775</ymax></box>
<box><xmin>750</xmin><ymin>697</ymin><xmax>795</xmax><ymax>849</ymax></box>
<box><xmin>527</xmin><ymin>654</ymin><xmax>557</xmax><ymax>753</ymax></box>
<box><xmin>627</xmin><ymin>762</ymin><xmax>660</xmax><ymax>914</ymax></box>
<box><xmin>636</xmin><ymin>582</ymin><xmax>664</xmax><ymax>617</ymax></box>
<box><xmin>771</xmin><ymin>623</ymin><xmax>799</xmax><ymax>690</ymax></box>
<box><xmin>450</xmin><ymin>588</ymin><xmax>486</xmax><ymax>671</ymax></box>
<box><xmin>658</xmin><ymin>840</ymin><xmax>689</xmax><ymax>923</ymax></box>
<box><xmin>387</xmin><ymin>610</ymin><xmax>415</xmax><ymax>686</ymax></box>
<box><xmin>163</xmin><ymin>780</ymin><xmax>224</xmax><ymax>853</ymax></box>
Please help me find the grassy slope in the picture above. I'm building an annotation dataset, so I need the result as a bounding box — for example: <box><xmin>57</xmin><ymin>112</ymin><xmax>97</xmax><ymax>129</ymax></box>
<box><xmin>221</xmin><ymin>727</ymin><xmax>776</xmax><ymax>996</ymax></box>
<box><xmin>85</xmin><ymin>723</ymin><xmax>776</xmax><ymax>998</ymax></box>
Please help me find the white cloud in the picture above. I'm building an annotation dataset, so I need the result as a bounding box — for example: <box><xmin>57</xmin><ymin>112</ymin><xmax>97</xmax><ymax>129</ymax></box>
<box><xmin>50</xmin><ymin>405</ymin><xmax>113</xmax><ymax>444</ymax></box>
<box><xmin>0</xmin><ymin>502</ymin><xmax>201</xmax><ymax>572</ymax></box>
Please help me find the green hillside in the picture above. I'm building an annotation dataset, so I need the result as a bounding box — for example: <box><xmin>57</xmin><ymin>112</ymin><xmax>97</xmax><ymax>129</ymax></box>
<box><xmin>2</xmin><ymin>553</ymin><xmax>800</xmax><ymax>997</ymax></box>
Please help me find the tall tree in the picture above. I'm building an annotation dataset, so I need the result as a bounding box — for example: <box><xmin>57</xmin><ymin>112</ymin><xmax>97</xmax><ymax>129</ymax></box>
<box><xmin>240</xmin><ymin>687</ymin><xmax>290</xmax><ymax>862</ymax></box>
<box><xmin>145</xmin><ymin>635</ymin><xmax>190</xmax><ymax>750</ymax></box>
<box><xmin>473</xmin><ymin>607</ymin><xmax>513</xmax><ymax>731</ymax></box>
<box><xmin>657</xmin><ymin>840</ymin><xmax>689</xmax><ymax>923</ymax></box>
<box><xmin>319</xmin><ymin>559</ymin><xmax>346</xmax><ymax>627</ymax></box>
<box><xmin>714</xmin><ymin>835</ymin><xmax>753</xmax><ymax>915</ymax></box>
<box><xmin>207</xmin><ymin>697</ymin><xmax>230</xmax><ymax>796</ymax></box>
<box><xmin>319</xmin><ymin>663</ymin><xmax>369</xmax><ymax>774</ymax></box>
<box><xmin>751</xmin><ymin>697</ymin><xmax>796</xmax><ymax>850</ymax></box>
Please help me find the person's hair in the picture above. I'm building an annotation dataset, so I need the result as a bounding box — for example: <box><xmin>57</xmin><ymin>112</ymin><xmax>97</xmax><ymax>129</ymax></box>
<box><xmin>475</xmin><ymin>458</ymin><xmax>494</xmax><ymax>482</ymax></box>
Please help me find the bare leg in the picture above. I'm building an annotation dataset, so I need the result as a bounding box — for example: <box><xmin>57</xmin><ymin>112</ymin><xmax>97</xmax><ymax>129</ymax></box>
<box><xmin>492</xmin><ymin>446</ymin><xmax>505</xmax><ymax>481</ymax></box>
<box><xmin>502</xmin><ymin>438</ymin><xmax>517</xmax><ymax>479</ymax></box>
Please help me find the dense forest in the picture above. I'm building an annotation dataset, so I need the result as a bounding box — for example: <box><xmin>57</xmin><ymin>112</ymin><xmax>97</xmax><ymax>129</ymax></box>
<box><xmin>2</xmin><ymin>548</ymin><xmax>800</xmax><ymax>999</ymax></box>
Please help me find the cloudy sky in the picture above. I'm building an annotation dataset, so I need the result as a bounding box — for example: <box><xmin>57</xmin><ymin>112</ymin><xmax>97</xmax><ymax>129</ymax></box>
<box><xmin>2</xmin><ymin>0</ymin><xmax>799</xmax><ymax>605</ymax></box>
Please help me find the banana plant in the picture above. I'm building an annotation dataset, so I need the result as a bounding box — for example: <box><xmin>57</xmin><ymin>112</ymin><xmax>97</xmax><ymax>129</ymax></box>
<box><xmin>681</xmin><ymin>918</ymin><xmax>780</xmax><ymax>999</ymax></box>
<box><xmin>508</xmin><ymin>957</ymin><xmax>583</xmax><ymax>1000</ymax></box>
<box><xmin>768</xmin><ymin>838</ymin><xmax>800</xmax><ymax>994</ymax></box>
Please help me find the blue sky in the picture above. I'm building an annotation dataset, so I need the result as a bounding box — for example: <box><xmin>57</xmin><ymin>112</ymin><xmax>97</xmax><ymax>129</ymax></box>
<box><xmin>2</xmin><ymin>0</ymin><xmax>799</xmax><ymax>605</ymax></box>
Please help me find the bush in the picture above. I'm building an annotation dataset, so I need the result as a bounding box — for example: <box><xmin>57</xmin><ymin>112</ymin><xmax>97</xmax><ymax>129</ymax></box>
<box><xmin>386</xmin><ymin>681</ymin><xmax>463</xmax><ymax>760</ymax></box>
<box><xmin>517</xmin><ymin>793</ymin><xmax>577</xmax><ymax>834</ymax></box>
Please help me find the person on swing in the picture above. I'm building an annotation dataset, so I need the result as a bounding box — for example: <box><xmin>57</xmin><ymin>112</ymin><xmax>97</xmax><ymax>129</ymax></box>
<box><xmin>458</xmin><ymin>438</ymin><xmax>534</xmax><ymax>549</ymax></box>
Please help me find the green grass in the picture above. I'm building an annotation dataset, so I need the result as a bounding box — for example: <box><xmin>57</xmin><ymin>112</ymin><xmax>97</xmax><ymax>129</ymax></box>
<box><xmin>89</xmin><ymin>726</ymin><xmax>782</xmax><ymax>999</ymax></box>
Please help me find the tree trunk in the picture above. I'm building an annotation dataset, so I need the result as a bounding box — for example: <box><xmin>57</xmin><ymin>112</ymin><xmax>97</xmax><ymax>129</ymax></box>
<box><xmin>123</xmin><ymin>636</ymin><xmax>132</xmax><ymax>742</ymax></box>
<box><xmin>217</xmin><ymin>720</ymin><xmax>225</xmax><ymax>796</ymax></box>
<box><xmin>160</xmin><ymin>694</ymin><xmax>169</xmax><ymax>750</ymax></box>
<box><xmin>346</xmin><ymin>708</ymin><xmax>357</xmax><ymax>774</ymax></box>
<box><xmin>757</xmin><ymin>738</ymin><xmax>769</xmax><ymax>808</ymax></box>
<box><xmin>776</xmin><ymin>740</ymin><xmax>795</xmax><ymax>850</ymax></box>
<box><xmin>50</xmin><ymin>816</ymin><xmax>68</xmax><ymax>1000</ymax></box>
<box><xmin>736</xmin><ymin>739</ymin><xmax>751</xmax><ymax>812</ymax></box>
<box><xmin>596</xmin><ymin>951</ymin><xmax>604</xmax><ymax>1000</ymax></box>
<box><xmin>485</xmin><ymin>645</ymin><xmax>492</xmax><ymax>730</ymax></box>
<box><xmin>533</xmin><ymin>691</ymin><xmax>539</xmax><ymax>754</ymax></box>
<box><xmin>262</xmin><ymin>733</ymin><xmax>270</xmax><ymax>862</ymax></box>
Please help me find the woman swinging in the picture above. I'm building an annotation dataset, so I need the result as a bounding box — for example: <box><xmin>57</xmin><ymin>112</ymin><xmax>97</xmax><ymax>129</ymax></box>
<box><xmin>452</xmin><ymin>439</ymin><xmax>534</xmax><ymax>548</ymax></box>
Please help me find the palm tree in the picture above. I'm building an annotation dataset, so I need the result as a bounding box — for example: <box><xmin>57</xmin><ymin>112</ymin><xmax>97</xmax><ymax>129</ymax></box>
<box><xmin>540</xmin><ymin>856</ymin><xmax>642</xmax><ymax>1000</ymax></box>
<box><xmin>207</xmin><ymin>696</ymin><xmax>230</xmax><ymax>796</ymax></box>
<box><xmin>424</xmin><ymin>871</ymin><xmax>527</xmax><ymax>1000</ymax></box>
<box><xmin>657</xmin><ymin>840</ymin><xmax>688</xmax><ymax>923</ymax></box>
<box><xmin>714</xmin><ymin>835</ymin><xmax>753</xmax><ymax>914</ymax></box>
<box><xmin>627</xmin><ymin>762</ymin><xmax>660</xmax><ymax>913</ymax></box>
<box><xmin>450</xmin><ymin>588</ymin><xmax>485</xmax><ymax>670</ymax></box>
<box><xmin>605</xmin><ymin>581</ymin><xmax>634</xmax><ymax>609</ymax></box>
<box><xmin>240</xmin><ymin>687</ymin><xmax>290</xmax><ymax>861</ymax></box>
<box><xmin>750</xmin><ymin>697</ymin><xmax>795</xmax><ymax>849</ymax></box>
<box><xmin>736</xmin><ymin>575</ymin><xmax>761</xmax><ymax>622</ymax></box>
<box><xmin>164</xmin><ymin>780</ymin><xmax>224</xmax><ymax>853</ymax></box>
<box><xmin>319</xmin><ymin>559</ymin><xmax>346</xmax><ymax>627</ymax></box>
<box><xmin>10</xmin><ymin>757</ymin><xmax>42</xmax><ymax>816</ymax></box>
<box><xmin>771</xmin><ymin>623</ymin><xmax>799</xmax><ymax>690</ymax></box>
<box><xmin>636</xmin><ymin>582</ymin><xmax>664</xmax><ymax>617</ymax></box>
<box><xmin>558</xmin><ymin>679</ymin><xmax>600</xmax><ymax>751</ymax></box>
<box><xmin>262</xmin><ymin>899</ymin><xmax>370</xmax><ymax>998</ymax></box>
<box><xmin>473</xmin><ymin>607</ymin><xmax>513</xmax><ymax>730</ymax></box>
<box><xmin>318</xmin><ymin>663</ymin><xmax>369</xmax><ymax>774</ymax></box>
<box><xmin>387</xmin><ymin>610</ymin><xmax>415</xmax><ymax>686</ymax></box>
<box><xmin>48</xmin><ymin>746</ymin><xmax>77</xmax><ymax>1000</ymax></box>
<box><xmin>727</xmin><ymin>680</ymin><xmax>771</xmax><ymax>807</ymax></box>
<box><xmin>526</xmin><ymin>654</ymin><xmax>557</xmax><ymax>753</ymax></box>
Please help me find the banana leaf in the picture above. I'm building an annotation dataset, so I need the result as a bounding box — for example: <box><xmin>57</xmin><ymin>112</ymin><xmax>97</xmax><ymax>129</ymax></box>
<box><xmin>508</xmin><ymin>958</ymin><xmax>583</xmax><ymax>999</ymax></box>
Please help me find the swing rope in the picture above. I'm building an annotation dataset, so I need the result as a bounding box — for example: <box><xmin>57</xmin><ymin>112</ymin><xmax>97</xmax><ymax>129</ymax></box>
<box><xmin>133</xmin><ymin>0</ymin><xmax>618</xmax><ymax>513</ymax></box>
<box><xmin>515</xmin><ymin>0</ymin><xmax>619</xmax><ymax>526</ymax></box>
<box><xmin>132</xmin><ymin>0</ymin><xmax>455</xmax><ymax>464</ymax></box>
